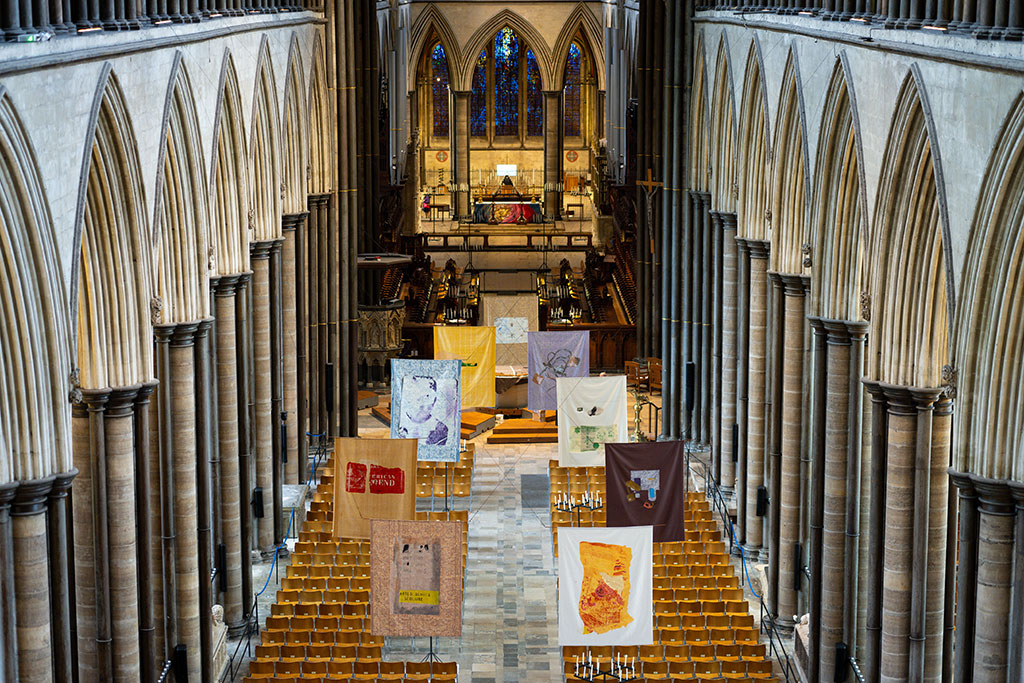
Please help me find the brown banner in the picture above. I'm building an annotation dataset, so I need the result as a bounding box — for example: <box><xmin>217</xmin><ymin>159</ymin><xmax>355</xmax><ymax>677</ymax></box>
<box><xmin>604</xmin><ymin>441</ymin><xmax>686</xmax><ymax>542</ymax></box>
<box><xmin>332</xmin><ymin>438</ymin><xmax>417</xmax><ymax>539</ymax></box>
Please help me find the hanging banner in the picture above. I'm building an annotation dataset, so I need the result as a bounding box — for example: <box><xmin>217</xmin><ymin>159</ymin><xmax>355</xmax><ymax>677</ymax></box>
<box><xmin>558</xmin><ymin>525</ymin><xmax>653</xmax><ymax>646</ymax></box>
<box><xmin>332</xmin><ymin>438</ymin><xmax>417</xmax><ymax>539</ymax></box>
<box><xmin>556</xmin><ymin>375</ymin><xmax>629</xmax><ymax>467</ymax></box>
<box><xmin>369</xmin><ymin>519</ymin><xmax>464</xmax><ymax>637</ymax></box>
<box><xmin>391</xmin><ymin>358</ymin><xmax>461</xmax><ymax>462</ymax></box>
<box><xmin>434</xmin><ymin>326</ymin><xmax>496</xmax><ymax>409</ymax></box>
<box><xmin>527</xmin><ymin>331</ymin><xmax>590</xmax><ymax>411</ymax></box>
<box><xmin>482</xmin><ymin>293</ymin><xmax>539</xmax><ymax>368</ymax></box>
<box><xmin>605</xmin><ymin>441</ymin><xmax>687</xmax><ymax>542</ymax></box>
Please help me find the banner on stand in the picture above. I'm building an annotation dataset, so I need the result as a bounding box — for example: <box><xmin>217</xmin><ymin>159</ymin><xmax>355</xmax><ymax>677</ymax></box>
<box><xmin>333</xmin><ymin>438</ymin><xmax>417</xmax><ymax>539</ymax></box>
<box><xmin>605</xmin><ymin>441</ymin><xmax>687</xmax><ymax>542</ymax></box>
<box><xmin>556</xmin><ymin>375</ymin><xmax>629</xmax><ymax>467</ymax></box>
<box><xmin>527</xmin><ymin>331</ymin><xmax>590</xmax><ymax>411</ymax></box>
<box><xmin>370</xmin><ymin>519</ymin><xmax>464</xmax><ymax>637</ymax></box>
<box><xmin>391</xmin><ymin>358</ymin><xmax>461</xmax><ymax>462</ymax></box>
<box><xmin>558</xmin><ymin>525</ymin><xmax>653</xmax><ymax>646</ymax></box>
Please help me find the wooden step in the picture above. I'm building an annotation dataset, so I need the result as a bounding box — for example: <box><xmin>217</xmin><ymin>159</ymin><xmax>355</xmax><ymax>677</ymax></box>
<box><xmin>371</xmin><ymin>406</ymin><xmax>390</xmax><ymax>426</ymax></box>
<box><xmin>487</xmin><ymin>432</ymin><xmax>559</xmax><ymax>444</ymax></box>
<box><xmin>357</xmin><ymin>390</ymin><xmax>379</xmax><ymax>410</ymax></box>
<box><xmin>524</xmin><ymin>409</ymin><xmax>557</xmax><ymax>422</ymax></box>
<box><xmin>489</xmin><ymin>418</ymin><xmax>558</xmax><ymax>435</ymax></box>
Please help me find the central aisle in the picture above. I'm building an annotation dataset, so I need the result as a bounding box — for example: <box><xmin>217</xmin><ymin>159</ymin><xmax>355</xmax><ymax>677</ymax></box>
<box><xmin>362</xmin><ymin>416</ymin><xmax>564</xmax><ymax>682</ymax></box>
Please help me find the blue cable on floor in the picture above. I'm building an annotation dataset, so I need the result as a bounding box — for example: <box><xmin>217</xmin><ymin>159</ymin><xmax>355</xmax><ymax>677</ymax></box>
<box><xmin>730</xmin><ymin>519</ymin><xmax>761</xmax><ymax>600</ymax></box>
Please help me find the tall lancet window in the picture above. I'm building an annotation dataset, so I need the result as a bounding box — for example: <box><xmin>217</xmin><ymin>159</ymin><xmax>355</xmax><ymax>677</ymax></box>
<box><xmin>432</xmin><ymin>43</ymin><xmax>450</xmax><ymax>138</ymax></box>
<box><xmin>494</xmin><ymin>27</ymin><xmax>520</xmax><ymax>137</ymax></box>
<box><xmin>526</xmin><ymin>48</ymin><xmax>543</xmax><ymax>137</ymax></box>
<box><xmin>471</xmin><ymin>49</ymin><xmax>487</xmax><ymax>137</ymax></box>
<box><xmin>564</xmin><ymin>41</ymin><xmax>582</xmax><ymax>137</ymax></box>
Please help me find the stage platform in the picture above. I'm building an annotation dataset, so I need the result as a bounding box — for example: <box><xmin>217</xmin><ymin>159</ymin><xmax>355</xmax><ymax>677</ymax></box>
<box><xmin>486</xmin><ymin>417</ymin><xmax>558</xmax><ymax>444</ymax></box>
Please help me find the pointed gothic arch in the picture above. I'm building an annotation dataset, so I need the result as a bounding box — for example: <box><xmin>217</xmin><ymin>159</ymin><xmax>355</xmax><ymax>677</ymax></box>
<box><xmin>250</xmin><ymin>38</ymin><xmax>282</xmax><ymax>241</ymax></box>
<box><xmin>308</xmin><ymin>35</ymin><xmax>331</xmax><ymax>196</ymax></box>
<box><xmin>710</xmin><ymin>35</ymin><xmax>737</xmax><ymax>213</ymax></box>
<box><xmin>810</xmin><ymin>57</ymin><xmax>868</xmax><ymax>320</ymax></box>
<box><xmin>407</xmin><ymin>4</ymin><xmax>462</xmax><ymax>94</ymax></box>
<box><xmin>210</xmin><ymin>51</ymin><xmax>250</xmax><ymax>277</ymax></box>
<box><xmin>689</xmin><ymin>33</ymin><xmax>711</xmax><ymax>192</ymax></box>
<box><xmin>867</xmin><ymin>70</ymin><xmax>951</xmax><ymax>387</ymax></box>
<box><xmin>153</xmin><ymin>55</ymin><xmax>210</xmax><ymax>325</ymax></box>
<box><xmin>769</xmin><ymin>49</ymin><xmax>810</xmax><ymax>275</ymax></box>
<box><xmin>551</xmin><ymin>2</ymin><xmax>605</xmax><ymax>91</ymax></box>
<box><xmin>458</xmin><ymin>9</ymin><xmax>553</xmax><ymax>92</ymax></box>
<box><xmin>0</xmin><ymin>89</ymin><xmax>72</xmax><ymax>482</ymax></box>
<box><xmin>954</xmin><ymin>91</ymin><xmax>1024</xmax><ymax>480</ymax></box>
<box><xmin>74</xmin><ymin>66</ymin><xmax>153</xmax><ymax>390</ymax></box>
<box><xmin>282</xmin><ymin>33</ymin><xmax>309</xmax><ymax>216</ymax></box>
<box><xmin>736</xmin><ymin>40</ymin><xmax>770</xmax><ymax>241</ymax></box>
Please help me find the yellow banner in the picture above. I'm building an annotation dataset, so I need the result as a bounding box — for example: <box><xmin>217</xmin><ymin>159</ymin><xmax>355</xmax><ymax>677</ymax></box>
<box><xmin>398</xmin><ymin>590</ymin><xmax>440</xmax><ymax>605</ymax></box>
<box><xmin>434</xmin><ymin>326</ymin><xmax>496</xmax><ymax>408</ymax></box>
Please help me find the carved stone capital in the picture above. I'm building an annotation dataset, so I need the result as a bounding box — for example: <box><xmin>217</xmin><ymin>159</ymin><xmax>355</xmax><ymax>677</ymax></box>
<box><xmin>746</xmin><ymin>239</ymin><xmax>770</xmax><ymax>260</ymax></box>
<box><xmin>12</xmin><ymin>474</ymin><xmax>57</xmax><ymax>516</ymax></box>
<box><xmin>107</xmin><ymin>384</ymin><xmax>142</xmax><ymax>417</ymax></box>
<box><xmin>212</xmin><ymin>274</ymin><xmax>243</xmax><ymax>297</ymax></box>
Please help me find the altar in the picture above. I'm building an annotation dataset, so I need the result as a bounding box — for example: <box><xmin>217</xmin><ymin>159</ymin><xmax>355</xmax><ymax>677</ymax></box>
<box><xmin>471</xmin><ymin>174</ymin><xmax>543</xmax><ymax>224</ymax></box>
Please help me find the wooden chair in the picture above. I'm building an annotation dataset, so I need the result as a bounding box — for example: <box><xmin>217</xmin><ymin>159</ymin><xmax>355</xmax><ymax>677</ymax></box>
<box><xmin>378</xmin><ymin>661</ymin><xmax>405</xmax><ymax>680</ymax></box>
<box><xmin>647</xmin><ymin>358</ymin><xmax>662</xmax><ymax>393</ymax></box>
<box><xmin>247</xmin><ymin>660</ymin><xmax>275</xmax><ymax>678</ymax></box>
<box><xmin>668</xmin><ymin>660</ymin><xmax>696</xmax><ymax>680</ymax></box>
<box><xmin>351</xmin><ymin>661</ymin><xmax>379</xmax><ymax>680</ymax></box>
<box><xmin>642</xmin><ymin>660</ymin><xmax>669</xmax><ymax>680</ymax></box>
<box><xmin>747</xmin><ymin>659</ymin><xmax>775</xmax><ymax>679</ymax></box>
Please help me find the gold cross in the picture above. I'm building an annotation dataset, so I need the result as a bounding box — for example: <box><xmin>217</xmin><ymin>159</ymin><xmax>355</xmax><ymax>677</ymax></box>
<box><xmin>638</xmin><ymin>167</ymin><xmax>663</xmax><ymax>193</ymax></box>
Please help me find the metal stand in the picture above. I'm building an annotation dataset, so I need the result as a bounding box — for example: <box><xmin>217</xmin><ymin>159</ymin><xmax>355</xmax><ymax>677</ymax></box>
<box><xmin>553</xmin><ymin>497</ymin><xmax>604</xmax><ymax>527</ymax></box>
<box><xmin>570</xmin><ymin>655</ymin><xmax>639</xmax><ymax>681</ymax></box>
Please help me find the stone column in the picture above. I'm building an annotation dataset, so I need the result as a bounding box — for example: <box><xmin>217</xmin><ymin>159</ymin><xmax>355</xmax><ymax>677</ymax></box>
<box><xmin>12</xmin><ymin>475</ymin><xmax>56</xmax><ymax>682</ymax></box>
<box><xmin>47</xmin><ymin>469</ymin><xmax>77</xmax><ymax>683</ymax></box>
<box><xmin>451</xmin><ymin>91</ymin><xmax>471</xmax><ymax>219</ymax></box>
<box><xmin>131</xmin><ymin>383</ymin><xmax>157</xmax><ymax>683</ymax></box>
<box><xmin>818</xmin><ymin>319</ymin><xmax>863</xmax><ymax>679</ymax></box>
<box><xmin>711</xmin><ymin>210</ymin><xmax>723</xmax><ymax>484</ymax></box>
<box><xmin>105</xmin><ymin>385</ymin><xmax>143</xmax><ymax>683</ymax></box>
<box><xmin>213</xmin><ymin>275</ymin><xmax>246</xmax><ymax>634</ymax></box>
<box><xmin>971</xmin><ymin>477</ymin><xmax>1014</xmax><ymax>682</ymax></box>
<box><xmin>293</xmin><ymin>209</ymin><xmax>308</xmax><ymax>484</ymax></box>
<box><xmin>744</xmin><ymin>239</ymin><xmax>769</xmax><ymax>556</ymax></box>
<box><xmin>699</xmin><ymin>193</ymin><xmax>712</xmax><ymax>446</ymax></box>
<box><xmin>807</xmin><ymin>317</ymin><xmax>828</xmax><ymax>680</ymax></box>
<box><xmin>269</xmin><ymin>241</ymin><xmax>284</xmax><ymax>546</ymax></box>
<box><xmin>281</xmin><ymin>213</ymin><xmax>307</xmax><ymax>485</ymax></box>
<box><xmin>1008</xmin><ymin>482</ymin><xmax>1024</xmax><ymax>683</ymax></box>
<box><xmin>735</xmin><ymin>238</ymin><xmax>751</xmax><ymax>544</ymax></box>
<box><xmin>949</xmin><ymin>471</ymin><xmax>978</xmax><ymax>682</ymax></box>
<box><xmin>194</xmin><ymin>319</ymin><xmax>214</xmax><ymax>683</ymax></box>
<box><xmin>543</xmin><ymin>90</ymin><xmax>564</xmax><ymax>220</ymax></box>
<box><xmin>879</xmin><ymin>385</ymin><xmax>917</xmax><ymax>682</ymax></box>
<box><xmin>166</xmin><ymin>323</ymin><xmax>202</xmax><ymax>681</ymax></box>
<box><xmin>720</xmin><ymin>214</ymin><xmax>738</xmax><ymax>499</ymax></box>
<box><xmin>925</xmin><ymin>395</ymin><xmax>951</xmax><ymax>683</ymax></box>
<box><xmin>775</xmin><ymin>275</ymin><xmax>807</xmax><ymax>635</ymax></box>
<box><xmin>250</xmin><ymin>241</ymin><xmax>276</xmax><ymax>555</ymax></box>
<box><xmin>235</xmin><ymin>276</ymin><xmax>254</xmax><ymax>616</ymax></box>
<box><xmin>305</xmin><ymin>196</ymin><xmax>321</xmax><ymax>437</ymax></box>
<box><xmin>0</xmin><ymin>482</ymin><xmax>17</xmax><ymax>682</ymax></box>
<box><xmin>862</xmin><ymin>380</ymin><xmax>888</xmax><ymax>681</ymax></box>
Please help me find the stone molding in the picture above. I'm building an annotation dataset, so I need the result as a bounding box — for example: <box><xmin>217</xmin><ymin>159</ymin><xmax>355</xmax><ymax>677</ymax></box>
<box><xmin>11</xmin><ymin>475</ymin><xmax>56</xmax><ymax>516</ymax></box>
<box><xmin>950</xmin><ymin>471</ymin><xmax>1018</xmax><ymax>514</ymax></box>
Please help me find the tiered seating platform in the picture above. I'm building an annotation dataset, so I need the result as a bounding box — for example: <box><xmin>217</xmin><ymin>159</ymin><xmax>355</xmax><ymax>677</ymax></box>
<box><xmin>549</xmin><ymin>462</ymin><xmax>778</xmax><ymax>681</ymax></box>
<box><xmin>243</xmin><ymin>446</ymin><xmax>467</xmax><ymax>682</ymax></box>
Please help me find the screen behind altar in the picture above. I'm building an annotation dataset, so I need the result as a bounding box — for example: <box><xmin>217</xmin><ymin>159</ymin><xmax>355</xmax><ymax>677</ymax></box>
<box><xmin>496</xmin><ymin>164</ymin><xmax>516</xmax><ymax>177</ymax></box>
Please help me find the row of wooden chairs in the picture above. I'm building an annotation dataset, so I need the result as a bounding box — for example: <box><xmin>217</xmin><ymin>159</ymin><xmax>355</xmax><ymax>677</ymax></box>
<box><xmin>650</xmin><ymin>626</ymin><xmax>761</xmax><ymax>646</ymax></box>
<box><xmin>261</xmin><ymin>630</ymin><xmax>382</xmax><ymax>647</ymax></box>
<box><xmin>245</xmin><ymin>678</ymin><xmax>456</xmax><ymax>683</ymax></box>
<box><xmin>651</xmin><ymin>613</ymin><xmax>754</xmax><ymax>630</ymax></box>
<box><xmin>280</xmin><ymin>576</ymin><xmax>371</xmax><ymax>592</ymax></box>
<box><xmin>254</xmin><ymin>644</ymin><xmax>383</xmax><ymax>662</ymax></box>
<box><xmin>247</xmin><ymin>659</ymin><xmax>456</xmax><ymax>679</ymax></box>
<box><xmin>563</xmin><ymin>642</ymin><xmax>767</xmax><ymax>663</ymax></box>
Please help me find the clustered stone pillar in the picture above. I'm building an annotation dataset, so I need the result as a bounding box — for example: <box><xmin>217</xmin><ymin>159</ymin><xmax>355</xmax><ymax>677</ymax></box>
<box><xmin>281</xmin><ymin>213</ymin><xmax>307</xmax><ymax>484</ymax></box>
<box><xmin>816</xmin><ymin>318</ymin><xmax>867</xmax><ymax>680</ymax></box>
<box><xmin>0</xmin><ymin>482</ymin><xmax>17</xmax><ymax>681</ymax></box>
<box><xmin>719</xmin><ymin>214</ymin><xmax>738</xmax><ymax>500</ymax></box>
<box><xmin>543</xmin><ymin>90</ymin><xmax>564</xmax><ymax>221</ymax></box>
<box><xmin>856</xmin><ymin>383</ymin><xmax>949</xmax><ymax>683</ymax></box>
<box><xmin>772</xmin><ymin>275</ymin><xmax>809</xmax><ymax>634</ymax></box>
<box><xmin>949</xmin><ymin>472</ymin><xmax>1024</xmax><ymax>683</ymax></box>
<box><xmin>213</xmin><ymin>275</ymin><xmax>246</xmax><ymax>634</ymax></box>
<box><xmin>744</xmin><ymin>239</ymin><xmax>769</xmax><ymax>557</ymax></box>
<box><xmin>451</xmin><ymin>91</ymin><xmax>471</xmax><ymax>220</ymax></box>
<box><xmin>734</xmin><ymin>238</ymin><xmax>751</xmax><ymax>544</ymax></box>
<box><xmin>73</xmin><ymin>385</ymin><xmax>144</xmax><ymax>683</ymax></box>
<box><xmin>251</xmin><ymin>241</ymin><xmax>276</xmax><ymax>555</ymax></box>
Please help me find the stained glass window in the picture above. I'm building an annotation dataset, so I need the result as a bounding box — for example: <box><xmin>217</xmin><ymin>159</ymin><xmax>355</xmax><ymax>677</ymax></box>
<box><xmin>471</xmin><ymin>49</ymin><xmax>487</xmax><ymax>137</ymax></box>
<box><xmin>526</xmin><ymin>48</ymin><xmax>542</xmax><ymax>137</ymax></box>
<box><xmin>431</xmin><ymin>43</ymin><xmax>450</xmax><ymax>138</ymax></box>
<box><xmin>494</xmin><ymin>27</ymin><xmax>520</xmax><ymax>137</ymax></box>
<box><xmin>564</xmin><ymin>42</ymin><xmax>582</xmax><ymax>137</ymax></box>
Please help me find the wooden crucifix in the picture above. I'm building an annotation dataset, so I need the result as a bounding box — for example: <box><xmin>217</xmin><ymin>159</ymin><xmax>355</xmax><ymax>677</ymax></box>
<box><xmin>638</xmin><ymin>167</ymin><xmax>663</xmax><ymax>254</ymax></box>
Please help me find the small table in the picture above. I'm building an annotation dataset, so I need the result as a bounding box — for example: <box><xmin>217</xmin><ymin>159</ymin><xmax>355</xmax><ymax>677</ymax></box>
<box><xmin>566</xmin><ymin>202</ymin><xmax>585</xmax><ymax>221</ymax></box>
<box><xmin>432</xmin><ymin>204</ymin><xmax>451</xmax><ymax>221</ymax></box>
